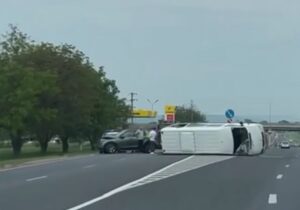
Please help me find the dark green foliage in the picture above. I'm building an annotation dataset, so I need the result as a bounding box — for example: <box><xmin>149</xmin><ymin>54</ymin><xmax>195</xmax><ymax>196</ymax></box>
<box><xmin>0</xmin><ymin>25</ymin><xmax>129</xmax><ymax>155</ymax></box>
<box><xmin>175</xmin><ymin>105</ymin><xmax>206</xmax><ymax>123</ymax></box>
<box><xmin>244</xmin><ymin>119</ymin><xmax>254</xmax><ymax>123</ymax></box>
<box><xmin>278</xmin><ymin>120</ymin><xmax>290</xmax><ymax>124</ymax></box>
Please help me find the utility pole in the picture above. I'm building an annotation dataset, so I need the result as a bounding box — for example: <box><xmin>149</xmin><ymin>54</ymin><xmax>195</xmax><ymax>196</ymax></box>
<box><xmin>130</xmin><ymin>92</ymin><xmax>137</xmax><ymax>124</ymax></box>
<box><xmin>269</xmin><ymin>102</ymin><xmax>272</xmax><ymax>124</ymax></box>
<box><xmin>190</xmin><ymin>100</ymin><xmax>194</xmax><ymax>122</ymax></box>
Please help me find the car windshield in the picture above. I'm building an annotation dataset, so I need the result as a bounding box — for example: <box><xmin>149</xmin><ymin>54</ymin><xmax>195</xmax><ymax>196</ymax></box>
<box><xmin>116</xmin><ymin>130</ymin><xmax>129</xmax><ymax>137</ymax></box>
<box><xmin>102</xmin><ymin>132</ymin><xmax>119</xmax><ymax>138</ymax></box>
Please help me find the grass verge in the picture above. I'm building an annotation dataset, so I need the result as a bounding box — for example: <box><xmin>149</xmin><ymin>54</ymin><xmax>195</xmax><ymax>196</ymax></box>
<box><xmin>0</xmin><ymin>142</ymin><xmax>95</xmax><ymax>169</ymax></box>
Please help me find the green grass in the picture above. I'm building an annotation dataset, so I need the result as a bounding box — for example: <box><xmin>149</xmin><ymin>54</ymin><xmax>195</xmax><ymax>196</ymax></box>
<box><xmin>0</xmin><ymin>142</ymin><xmax>95</xmax><ymax>169</ymax></box>
<box><xmin>286</xmin><ymin>132</ymin><xmax>300</xmax><ymax>143</ymax></box>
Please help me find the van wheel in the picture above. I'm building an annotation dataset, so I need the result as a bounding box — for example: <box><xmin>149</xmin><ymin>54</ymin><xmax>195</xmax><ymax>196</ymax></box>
<box><xmin>104</xmin><ymin>144</ymin><xmax>118</xmax><ymax>154</ymax></box>
<box><xmin>144</xmin><ymin>142</ymin><xmax>155</xmax><ymax>153</ymax></box>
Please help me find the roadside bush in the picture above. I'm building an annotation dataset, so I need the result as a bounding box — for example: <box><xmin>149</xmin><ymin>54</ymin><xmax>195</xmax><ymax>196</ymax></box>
<box><xmin>0</xmin><ymin>140</ymin><xmax>11</xmax><ymax>148</ymax></box>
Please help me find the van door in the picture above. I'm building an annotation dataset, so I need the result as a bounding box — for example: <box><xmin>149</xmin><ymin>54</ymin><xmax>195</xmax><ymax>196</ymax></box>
<box><xmin>232</xmin><ymin>127</ymin><xmax>249</xmax><ymax>154</ymax></box>
<box><xmin>180</xmin><ymin>132</ymin><xmax>195</xmax><ymax>153</ymax></box>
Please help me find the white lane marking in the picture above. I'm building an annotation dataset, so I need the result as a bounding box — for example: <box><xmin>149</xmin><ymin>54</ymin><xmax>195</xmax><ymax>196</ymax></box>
<box><xmin>66</xmin><ymin>155</ymin><xmax>233</xmax><ymax>210</ymax></box>
<box><xmin>285</xmin><ymin>164</ymin><xmax>290</xmax><ymax>168</ymax></box>
<box><xmin>276</xmin><ymin>174</ymin><xmax>283</xmax><ymax>179</ymax></box>
<box><xmin>83</xmin><ymin>164</ymin><xmax>96</xmax><ymax>169</ymax></box>
<box><xmin>26</xmin><ymin>175</ymin><xmax>48</xmax><ymax>182</ymax></box>
<box><xmin>65</xmin><ymin>156</ymin><xmax>193</xmax><ymax>210</ymax></box>
<box><xmin>268</xmin><ymin>194</ymin><xmax>277</xmax><ymax>204</ymax></box>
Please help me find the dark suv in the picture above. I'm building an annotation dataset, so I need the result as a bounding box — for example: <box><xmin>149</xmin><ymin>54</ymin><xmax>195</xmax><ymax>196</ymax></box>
<box><xmin>98</xmin><ymin>129</ymin><xmax>158</xmax><ymax>154</ymax></box>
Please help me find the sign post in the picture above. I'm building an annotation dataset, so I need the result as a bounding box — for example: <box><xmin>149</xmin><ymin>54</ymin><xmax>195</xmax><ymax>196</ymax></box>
<box><xmin>164</xmin><ymin>105</ymin><xmax>176</xmax><ymax>123</ymax></box>
<box><xmin>165</xmin><ymin>113</ymin><xmax>175</xmax><ymax>122</ymax></box>
<box><xmin>132</xmin><ymin>109</ymin><xmax>157</xmax><ymax>118</ymax></box>
<box><xmin>225</xmin><ymin>109</ymin><xmax>235</xmax><ymax>123</ymax></box>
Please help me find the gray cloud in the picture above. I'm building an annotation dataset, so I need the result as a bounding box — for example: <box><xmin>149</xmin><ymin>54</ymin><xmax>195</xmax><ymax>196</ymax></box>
<box><xmin>1</xmin><ymin>0</ymin><xmax>300</xmax><ymax>119</ymax></box>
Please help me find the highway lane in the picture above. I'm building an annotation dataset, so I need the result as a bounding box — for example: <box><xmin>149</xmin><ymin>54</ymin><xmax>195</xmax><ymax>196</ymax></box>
<box><xmin>80</xmin><ymin>148</ymin><xmax>300</xmax><ymax>210</ymax></box>
<box><xmin>0</xmin><ymin>153</ymin><xmax>187</xmax><ymax>210</ymax></box>
<box><xmin>272</xmin><ymin>148</ymin><xmax>300</xmax><ymax>210</ymax></box>
<box><xmin>1</xmin><ymin>148</ymin><xmax>299</xmax><ymax>210</ymax></box>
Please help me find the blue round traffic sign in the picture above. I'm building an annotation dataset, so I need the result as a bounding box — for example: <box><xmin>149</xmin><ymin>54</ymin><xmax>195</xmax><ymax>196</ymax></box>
<box><xmin>225</xmin><ymin>109</ymin><xmax>235</xmax><ymax>119</ymax></box>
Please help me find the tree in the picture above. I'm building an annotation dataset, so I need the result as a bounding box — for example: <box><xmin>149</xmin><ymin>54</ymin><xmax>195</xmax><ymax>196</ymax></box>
<box><xmin>0</xmin><ymin>62</ymin><xmax>56</xmax><ymax>155</ymax></box>
<box><xmin>16</xmin><ymin>43</ymin><xmax>99</xmax><ymax>153</ymax></box>
<box><xmin>27</xmin><ymin>70</ymin><xmax>58</xmax><ymax>154</ymax></box>
<box><xmin>0</xmin><ymin>26</ymin><xmax>36</xmax><ymax>155</ymax></box>
<box><xmin>175</xmin><ymin>103</ymin><xmax>206</xmax><ymax>123</ymax></box>
<box><xmin>0</xmin><ymin>27</ymin><xmax>59</xmax><ymax>154</ymax></box>
<box><xmin>15</xmin><ymin>42</ymin><xmax>129</xmax><ymax>153</ymax></box>
<box><xmin>0</xmin><ymin>24</ymin><xmax>33</xmax><ymax>60</ymax></box>
<box><xmin>0</xmin><ymin>64</ymin><xmax>31</xmax><ymax>155</ymax></box>
<box><xmin>0</xmin><ymin>25</ymin><xmax>130</xmax><ymax>155</ymax></box>
<box><xmin>244</xmin><ymin>119</ymin><xmax>254</xmax><ymax>123</ymax></box>
<box><xmin>278</xmin><ymin>120</ymin><xmax>290</xmax><ymax>124</ymax></box>
<box><xmin>82</xmin><ymin>67</ymin><xmax>130</xmax><ymax>150</ymax></box>
<box><xmin>260</xmin><ymin>121</ymin><xmax>268</xmax><ymax>125</ymax></box>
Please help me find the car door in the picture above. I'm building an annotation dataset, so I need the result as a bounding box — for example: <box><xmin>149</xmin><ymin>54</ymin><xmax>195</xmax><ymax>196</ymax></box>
<box><xmin>118</xmin><ymin>131</ymin><xmax>139</xmax><ymax>149</ymax></box>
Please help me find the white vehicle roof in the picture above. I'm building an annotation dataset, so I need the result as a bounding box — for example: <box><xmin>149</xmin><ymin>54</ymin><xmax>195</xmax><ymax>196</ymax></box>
<box><xmin>161</xmin><ymin>123</ymin><xmax>246</xmax><ymax>131</ymax></box>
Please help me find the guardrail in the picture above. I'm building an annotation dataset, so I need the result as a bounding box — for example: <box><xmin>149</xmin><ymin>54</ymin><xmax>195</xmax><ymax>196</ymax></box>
<box><xmin>263</xmin><ymin>124</ymin><xmax>300</xmax><ymax>131</ymax></box>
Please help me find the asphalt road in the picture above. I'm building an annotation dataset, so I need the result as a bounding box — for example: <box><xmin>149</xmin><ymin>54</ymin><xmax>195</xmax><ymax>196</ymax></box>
<box><xmin>1</xmin><ymin>148</ymin><xmax>300</xmax><ymax>210</ymax></box>
<box><xmin>0</xmin><ymin>153</ymin><xmax>186</xmax><ymax>210</ymax></box>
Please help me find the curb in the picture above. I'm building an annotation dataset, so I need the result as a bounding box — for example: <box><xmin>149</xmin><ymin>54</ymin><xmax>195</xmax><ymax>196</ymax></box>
<box><xmin>0</xmin><ymin>153</ymin><xmax>96</xmax><ymax>172</ymax></box>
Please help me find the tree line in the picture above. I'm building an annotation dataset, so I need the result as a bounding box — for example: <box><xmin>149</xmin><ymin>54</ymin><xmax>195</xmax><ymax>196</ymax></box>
<box><xmin>0</xmin><ymin>25</ymin><xmax>130</xmax><ymax>156</ymax></box>
<box><xmin>175</xmin><ymin>104</ymin><xmax>206</xmax><ymax>123</ymax></box>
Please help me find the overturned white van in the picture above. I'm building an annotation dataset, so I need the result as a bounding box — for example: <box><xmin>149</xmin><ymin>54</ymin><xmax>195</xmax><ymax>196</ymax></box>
<box><xmin>160</xmin><ymin>123</ymin><xmax>264</xmax><ymax>155</ymax></box>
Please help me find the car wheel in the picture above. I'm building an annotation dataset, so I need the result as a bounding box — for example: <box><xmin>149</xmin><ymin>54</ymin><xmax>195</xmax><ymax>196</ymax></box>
<box><xmin>104</xmin><ymin>144</ymin><xmax>118</xmax><ymax>154</ymax></box>
<box><xmin>144</xmin><ymin>142</ymin><xmax>155</xmax><ymax>153</ymax></box>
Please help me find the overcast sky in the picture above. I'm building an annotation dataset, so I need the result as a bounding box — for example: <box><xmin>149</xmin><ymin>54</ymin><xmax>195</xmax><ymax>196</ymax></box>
<box><xmin>1</xmin><ymin>0</ymin><xmax>300</xmax><ymax>119</ymax></box>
